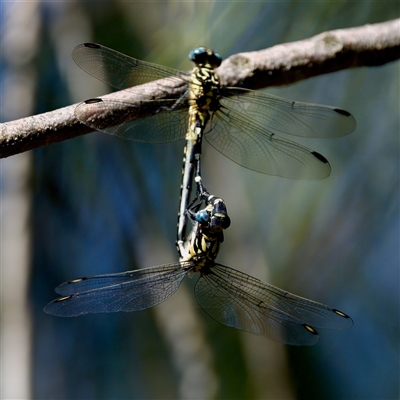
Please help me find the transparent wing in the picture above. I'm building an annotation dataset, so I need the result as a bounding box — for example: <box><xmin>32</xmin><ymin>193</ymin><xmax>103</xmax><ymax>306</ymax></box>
<box><xmin>44</xmin><ymin>263</ymin><xmax>193</xmax><ymax>317</ymax></box>
<box><xmin>72</xmin><ymin>43</ymin><xmax>188</xmax><ymax>90</ymax></box>
<box><xmin>74</xmin><ymin>98</ymin><xmax>188</xmax><ymax>143</ymax></box>
<box><xmin>220</xmin><ymin>88</ymin><xmax>356</xmax><ymax>138</ymax></box>
<box><xmin>208</xmin><ymin>103</ymin><xmax>332</xmax><ymax>179</ymax></box>
<box><xmin>72</xmin><ymin>43</ymin><xmax>191</xmax><ymax>142</ymax></box>
<box><xmin>195</xmin><ymin>264</ymin><xmax>353</xmax><ymax>346</ymax></box>
<box><xmin>72</xmin><ymin>44</ymin><xmax>356</xmax><ymax>176</ymax></box>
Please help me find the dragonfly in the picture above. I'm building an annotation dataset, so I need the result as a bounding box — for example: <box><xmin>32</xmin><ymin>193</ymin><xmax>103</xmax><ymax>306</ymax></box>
<box><xmin>45</xmin><ymin>188</ymin><xmax>353</xmax><ymax>346</ymax></box>
<box><xmin>71</xmin><ymin>43</ymin><xmax>357</xmax><ymax>250</ymax></box>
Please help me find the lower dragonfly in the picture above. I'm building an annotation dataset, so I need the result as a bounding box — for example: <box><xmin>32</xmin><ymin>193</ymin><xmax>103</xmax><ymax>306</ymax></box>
<box><xmin>44</xmin><ymin>188</ymin><xmax>353</xmax><ymax>346</ymax></box>
<box><xmin>71</xmin><ymin>44</ymin><xmax>357</xmax><ymax>248</ymax></box>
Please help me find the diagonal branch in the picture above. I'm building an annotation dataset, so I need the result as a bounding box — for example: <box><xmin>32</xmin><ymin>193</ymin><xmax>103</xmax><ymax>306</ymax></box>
<box><xmin>1</xmin><ymin>18</ymin><xmax>399</xmax><ymax>159</ymax></box>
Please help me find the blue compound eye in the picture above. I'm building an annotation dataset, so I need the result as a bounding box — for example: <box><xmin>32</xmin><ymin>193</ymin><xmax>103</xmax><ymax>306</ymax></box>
<box><xmin>188</xmin><ymin>47</ymin><xmax>204</xmax><ymax>60</ymax></box>
<box><xmin>195</xmin><ymin>210</ymin><xmax>210</xmax><ymax>224</ymax></box>
<box><xmin>189</xmin><ymin>47</ymin><xmax>222</xmax><ymax>68</ymax></box>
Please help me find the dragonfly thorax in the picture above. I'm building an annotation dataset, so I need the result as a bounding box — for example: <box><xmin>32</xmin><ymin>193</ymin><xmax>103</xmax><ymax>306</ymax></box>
<box><xmin>188</xmin><ymin>64</ymin><xmax>221</xmax><ymax>131</ymax></box>
<box><xmin>187</xmin><ymin>223</ymin><xmax>222</xmax><ymax>267</ymax></box>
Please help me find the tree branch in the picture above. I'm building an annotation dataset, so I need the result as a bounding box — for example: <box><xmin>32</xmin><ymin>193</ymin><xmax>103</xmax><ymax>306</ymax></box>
<box><xmin>1</xmin><ymin>19</ymin><xmax>399</xmax><ymax>159</ymax></box>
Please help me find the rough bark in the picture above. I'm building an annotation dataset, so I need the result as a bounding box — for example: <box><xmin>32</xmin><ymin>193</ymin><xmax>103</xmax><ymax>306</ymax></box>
<box><xmin>1</xmin><ymin>19</ymin><xmax>399</xmax><ymax>158</ymax></box>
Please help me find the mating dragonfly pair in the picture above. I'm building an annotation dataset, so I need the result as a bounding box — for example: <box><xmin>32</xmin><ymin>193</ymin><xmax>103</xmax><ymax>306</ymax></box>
<box><xmin>45</xmin><ymin>44</ymin><xmax>355</xmax><ymax>345</ymax></box>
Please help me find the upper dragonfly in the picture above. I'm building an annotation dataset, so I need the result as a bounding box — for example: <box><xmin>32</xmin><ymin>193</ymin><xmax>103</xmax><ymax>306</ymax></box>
<box><xmin>72</xmin><ymin>43</ymin><xmax>356</xmax><ymax>244</ymax></box>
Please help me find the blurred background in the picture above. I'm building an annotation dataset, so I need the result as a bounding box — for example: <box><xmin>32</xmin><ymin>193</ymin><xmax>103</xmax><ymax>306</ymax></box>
<box><xmin>1</xmin><ymin>2</ymin><xmax>399</xmax><ymax>399</ymax></box>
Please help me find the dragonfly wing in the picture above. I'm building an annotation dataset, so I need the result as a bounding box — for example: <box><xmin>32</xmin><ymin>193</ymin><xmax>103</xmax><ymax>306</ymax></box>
<box><xmin>208</xmin><ymin>104</ymin><xmax>331</xmax><ymax>179</ymax></box>
<box><xmin>220</xmin><ymin>88</ymin><xmax>356</xmax><ymax>137</ymax></box>
<box><xmin>44</xmin><ymin>263</ymin><xmax>193</xmax><ymax>317</ymax></box>
<box><xmin>195</xmin><ymin>264</ymin><xmax>353</xmax><ymax>346</ymax></box>
<box><xmin>75</xmin><ymin>98</ymin><xmax>188</xmax><ymax>142</ymax></box>
<box><xmin>72</xmin><ymin>43</ymin><xmax>188</xmax><ymax>90</ymax></box>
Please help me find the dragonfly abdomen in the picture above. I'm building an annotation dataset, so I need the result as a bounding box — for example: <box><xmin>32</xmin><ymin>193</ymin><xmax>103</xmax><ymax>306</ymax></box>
<box><xmin>176</xmin><ymin>63</ymin><xmax>222</xmax><ymax>251</ymax></box>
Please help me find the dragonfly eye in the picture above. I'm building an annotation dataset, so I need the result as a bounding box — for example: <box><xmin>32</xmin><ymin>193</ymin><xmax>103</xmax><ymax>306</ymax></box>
<box><xmin>189</xmin><ymin>47</ymin><xmax>222</xmax><ymax>68</ymax></box>
<box><xmin>195</xmin><ymin>209</ymin><xmax>210</xmax><ymax>225</ymax></box>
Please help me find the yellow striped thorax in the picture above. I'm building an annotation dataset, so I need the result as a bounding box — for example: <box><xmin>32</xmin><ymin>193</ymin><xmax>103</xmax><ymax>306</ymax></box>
<box><xmin>188</xmin><ymin>224</ymin><xmax>221</xmax><ymax>269</ymax></box>
<box><xmin>187</xmin><ymin>47</ymin><xmax>222</xmax><ymax>138</ymax></box>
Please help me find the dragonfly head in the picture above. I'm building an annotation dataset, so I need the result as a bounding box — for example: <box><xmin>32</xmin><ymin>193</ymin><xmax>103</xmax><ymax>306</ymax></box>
<box><xmin>194</xmin><ymin>201</ymin><xmax>231</xmax><ymax>232</ymax></box>
<box><xmin>210</xmin><ymin>213</ymin><xmax>231</xmax><ymax>232</ymax></box>
<box><xmin>197</xmin><ymin>194</ymin><xmax>231</xmax><ymax>231</ymax></box>
<box><xmin>209</xmin><ymin>197</ymin><xmax>231</xmax><ymax>231</ymax></box>
<box><xmin>189</xmin><ymin>47</ymin><xmax>222</xmax><ymax>68</ymax></box>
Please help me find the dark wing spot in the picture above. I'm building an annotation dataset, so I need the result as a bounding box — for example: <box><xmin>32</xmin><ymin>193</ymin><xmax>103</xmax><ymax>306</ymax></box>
<box><xmin>303</xmin><ymin>324</ymin><xmax>318</xmax><ymax>335</ymax></box>
<box><xmin>69</xmin><ymin>278</ymin><xmax>86</xmax><ymax>284</ymax></box>
<box><xmin>311</xmin><ymin>151</ymin><xmax>328</xmax><ymax>164</ymax></box>
<box><xmin>55</xmin><ymin>296</ymin><xmax>72</xmax><ymax>303</ymax></box>
<box><xmin>84</xmin><ymin>98</ymin><xmax>103</xmax><ymax>104</ymax></box>
<box><xmin>333</xmin><ymin>309</ymin><xmax>351</xmax><ymax>319</ymax></box>
<box><xmin>83</xmin><ymin>43</ymin><xmax>101</xmax><ymax>49</ymax></box>
<box><xmin>334</xmin><ymin>108</ymin><xmax>351</xmax><ymax>117</ymax></box>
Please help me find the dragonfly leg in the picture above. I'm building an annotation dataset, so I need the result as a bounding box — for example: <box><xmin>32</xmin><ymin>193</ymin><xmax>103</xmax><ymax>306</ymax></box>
<box><xmin>156</xmin><ymin>88</ymin><xmax>190</xmax><ymax>113</ymax></box>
